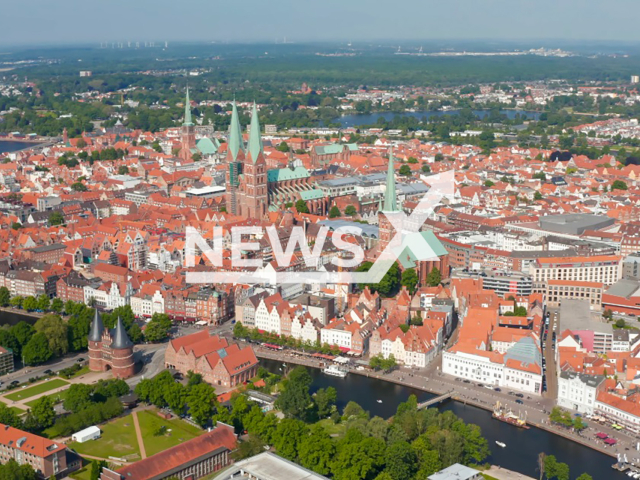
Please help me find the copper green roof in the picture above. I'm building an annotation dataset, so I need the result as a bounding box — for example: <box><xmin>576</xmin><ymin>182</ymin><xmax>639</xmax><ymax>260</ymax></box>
<box><xmin>247</xmin><ymin>103</ymin><xmax>263</xmax><ymax>164</ymax></box>
<box><xmin>183</xmin><ymin>87</ymin><xmax>193</xmax><ymax>127</ymax></box>
<box><xmin>267</xmin><ymin>166</ymin><xmax>310</xmax><ymax>182</ymax></box>
<box><xmin>299</xmin><ymin>189</ymin><xmax>325</xmax><ymax>201</ymax></box>
<box><xmin>395</xmin><ymin>231</ymin><xmax>448</xmax><ymax>269</ymax></box>
<box><xmin>196</xmin><ymin>137</ymin><xmax>219</xmax><ymax>155</ymax></box>
<box><xmin>382</xmin><ymin>150</ymin><xmax>398</xmax><ymax>212</ymax></box>
<box><xmin>228</xmin><ymin>100</ymin><xmax>245</xmax><ymax>161</ymax></box>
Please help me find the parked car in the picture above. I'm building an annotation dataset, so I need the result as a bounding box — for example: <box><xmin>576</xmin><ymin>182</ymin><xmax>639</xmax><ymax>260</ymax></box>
<box><xmin>516</xmin><ymin>399</ymin><xmax>524</xmax><ymax>404</ymax></box>
<box><xmin>515</xmin><ymin>393</ymin><xmax>524</xmax><ymax>398</ymax></box>
<box><xmin>494</xmin><ymin>387</ymin><xmax>501</xmax><ymax>392</ymax></box>
<box><xmin>76</xmin><ymin>358</ymin><xmax>85</xmax><ymax>363</ymax></box>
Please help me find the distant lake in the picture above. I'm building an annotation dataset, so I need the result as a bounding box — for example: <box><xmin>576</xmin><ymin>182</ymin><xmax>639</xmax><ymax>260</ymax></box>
<box><xmin>0</xmin><ymin>141</ymin><xmax>40</xmax><ymax>153</ymax></box>
<box><xmin>336</xmin><ymin>109</ymin><xmax>541</xmax><ymax>127</ymax></box>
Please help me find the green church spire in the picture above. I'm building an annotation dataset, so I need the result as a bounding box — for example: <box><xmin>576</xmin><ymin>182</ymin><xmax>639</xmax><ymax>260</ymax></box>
<box><xmin>183</xmin><ymin>87</ymin><xmax>193</xmax><ymax>127</ymax></box>
<box><xmin>228</xmin><ymin>100</ymin><xmax>245</xmax><ymax>161</ymax></box>
<box><xmin>383</xmin><ymin>148</ymin><xmax>398</xmax><ymax>212</ymax></box>
<box><xmin>247</xmin><ymin>102</ymin><xmax>263</xmax><ymax>163</ymax></box>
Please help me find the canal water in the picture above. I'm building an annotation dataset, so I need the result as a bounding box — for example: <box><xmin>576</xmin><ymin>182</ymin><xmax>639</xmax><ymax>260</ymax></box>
<box><xmin>261</xmin><ymin>359</ymin><xmax>626</xmax><ymax>480</ymax></box>
<box><xmin>0</xmin><ymin>309</ymin><xmax>38</xmax><ymax>326</ymax></box>
<box><xmin>335</xmin><ymin>109</ymin><xmax>541</xmax><ymax>128</ymax></box>
<box><xmin>0</xmin><ymin>141</ymin><xmax>40</xmax><ymax>154</ymax></box>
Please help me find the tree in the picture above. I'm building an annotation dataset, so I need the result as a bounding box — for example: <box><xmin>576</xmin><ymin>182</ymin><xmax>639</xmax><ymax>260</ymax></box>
<box><xmin>273</xmin><ymin>418</ymin><xmax>309</xmax><ymax>461</ymax></box>
<box><xmin>0</xmin><ymin>330</ymin><xmax>19</xmax><ymax>357</ymax></box>
<box><xmin>34</xmin><ymin>314</ymin><xmax>68</xmax><ymax>356</ymax></box>
<box><xmin>0</xmin><ymin>403</ymin><xmax>23</xmax><ymax>429</ymax></box>
<box><xmin>0</xmin><ymin>287</ymin><xmax>9</xmax><ymax>307</ymax></box>
<box><xmin>384</xmin><ymin>441</ymin><xmax>417</xmax><ymax>480</ymax></box>
<box><xmin>22</xmin><ymin>333</ymin><xmax>52</xmax><ymax>365</ymax></box>
<box><xmin>50</xmin><ymin>298</ymin><xmax>63</xmax><ymax>313</ymax></box>
<box><xmin>277</xmin><ymin>141</ymin><xmax>290</xmax><ymax>152</ymax></box>
<box><xmin>534</xmin><ymin>191</ymin><xmax>543</xmax><ymax>200</ymax></box>
<box><xmin>64</xmin><ymin>383</ymin><xmax>94</xmax><ymax>413</ymax></box>
<box><xmin>90</xmin><ymin>460</ymin><xmax>108</xmax><ymax>480</ymax></box>
<box><xmin>36</xmin><ymin>295</ymin><xmax>50</xmax><ymax>312</ymax></box>
<box><xmin>537</xmin><ymin>452</ymin><xmax>546</xmax><ymax>480</ymax></box>
<box><xmin>186</xmin><ymin>382</ymin><xmax>216</xmax><ymax>427</ymax></box>
<box><xmin>67</xmin><ymin>313</ymin><xmax>91</xmax><ymax>351</ymax></box>
<box><xmin>11</xmin><ymin>321</ymin><xmax>34</xmax><ymax>352</ymax></box>
<box><xmin>401</xmin><ymin>268</ymin><xmax>418</xmax><ymax>294</ymax></box>
<box><xmin>70</xmin><ymin>182</ymin><xmax>88</xmax><ymax>192</ymax></box>
<box><xmin>275</xmin><ymin>366</ymin><xmax>312</xmax><ymax>420</ymax></box>
<box><xmin>399</xmin><ymin>164</ymin><xmax>412</xmax><ymax>176</ymax></box>
<box><xmin>298</xmin><ymin>424</ymin><xmax>336</xmax><ymax>475</ymax></box>
<box><xmin>10</xmin><ymin>296</ymin><xmax>23</xmax><ymax>309</ymax></box>
<box><xmin>30</xmin><ymin>395</ymin><xmax>55</xmax><ymax>429</ymax></box>
<box><xmin>575</xmin><ymin>475</ymin><xmax>593</xmax><ymax>480</ymax></box>
<box><xmin>426</xmin><ymin>267</ymin><xmax>441</xmax><ymax>287</ymax></box>
<box><xmin>233</xmin><ymin>434</ymin><xmax>265</xmax><ymax>460</ymax></box>
<box><xmin>329</xmin><ymin>205</ymin><xmax>341</xmax><ymax>218</ymax></box>
<box><xmin>533</xmin><ymin>172</ymin><xmax>546</xmax><ymax>181</ymax></box>
<box><xmin>421</xmin><ymin>164</ymin><xmax>431</xmax><ymax>173</ymax></box>
<box><xmin>144</xmin><ymin>320</ymin><xmax>170</xmax><ymax>343</ymax></box>
<box><xmin>48</xmin><ymin>211</ymin><xmax>65</xmax><ymax>226</ymax></box>
<box><xmin>118</xmin><ymin>165</ymin><xmax>129</xmax><ymax>175</ymax></box>
<box><xmin>22</xmin><ymin>296</ymin><xmax>37</xmax><ymax>312</ymax></box>
<box><xmin>295</xmin><ymin>199</ymin><xmax>309</xmax><ymax>214</ymax></box>
<box><xmin>314</xmin><ymin>387</ymin><xmax>337</xmax><ymax>418</ymax></box>
<box><xmin>345</xmin><ymin>205</ymin><xmax>357</xmax><ymax>216</ymax></box>
<box><xmin>76</xmin><ymin>139</ymin><xmax>87</xmax><ymax>149</ymax></box>
<box><xmin>612</xmin><ymin>180</ymin><xmax>628</xmax><ymax>191</ymax></box>
<box><xmin>484</xmin><ymin>180</ymin><xmax>495</xmax><ymax>187</ymax></box>
<box><xmin>356</xmin><ymin>261</ymin><xmax>400</xmax><ymax>297</ymax></box>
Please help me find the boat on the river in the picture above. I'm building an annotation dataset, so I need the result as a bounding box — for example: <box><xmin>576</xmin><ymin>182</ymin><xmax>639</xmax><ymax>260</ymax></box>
<box><xmin>492</xmin><ymin>401</ymin><xmax>530</xmax><ymax>429</ymax></box>
<box><xmin>377</xmin><ymin>399</ymin><xmax>383</xmax><ymax>403</ymax></box>
<box><xmin>496</xmin><ymin>441</ymin><xmax>506</xmax><ymax>448</ymax></box>
<box><xmin>323</xmin><ymin>365</ymin><xmax>348</xmax><ymax>378</ymax></box>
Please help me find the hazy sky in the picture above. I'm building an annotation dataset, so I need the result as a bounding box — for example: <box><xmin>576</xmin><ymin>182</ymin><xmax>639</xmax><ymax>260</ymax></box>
<box><xmin>2</xmin><ymin>0</ymin><xmax>640</xmax><ymax>46</ymax></box>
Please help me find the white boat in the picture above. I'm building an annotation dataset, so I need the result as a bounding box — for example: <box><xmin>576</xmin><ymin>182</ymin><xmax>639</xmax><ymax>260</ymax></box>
<box><xmin>323</xmin><ymin>365</ymin><xmax>348</xmax><ymax>378</ymax></box>
<box><xmin>377</xmin><ymin>400</ymin><xmax>383</xmax><ymax>403</ymax></box>
<box><xmin>495</xmin><ymin>441</ymin><xmax>506</xmax><ymax>448</ymax></box>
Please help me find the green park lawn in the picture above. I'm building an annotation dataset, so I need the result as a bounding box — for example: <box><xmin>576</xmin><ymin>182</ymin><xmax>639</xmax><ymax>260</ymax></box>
<box><xmin>137</xmin><ymin>409</ymin><xmax>203</xmax><ymax>457</ymax></box>
<box><xmin>4</xmin><ymin>379</ymin><xmax>69</xmax><ymax>402</ymax></box>
<box><xmin>24</xmin><ymin>388</ymin><xmax>69</xmax><ymax>408</ymax></box>
<box><xmin>68</xmin><ymin>415</ymin><xmax>141</xmax><ymax>461</ymax></box>
<box><xmin>316</xmin><ymin>418</ymin><xmax>345</xmax><ymax>436</ymax></box>
<box><xmin>69</xmin><ymin>466</ymin><xmax>92</xmax><ymax>480</ymax></box>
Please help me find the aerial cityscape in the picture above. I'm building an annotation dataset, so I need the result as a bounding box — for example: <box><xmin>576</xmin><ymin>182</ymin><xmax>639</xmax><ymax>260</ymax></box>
<box><xmin>4</xmin><ymin>2</ymin><xmax>640</xmax><ymax>480</ymax></box>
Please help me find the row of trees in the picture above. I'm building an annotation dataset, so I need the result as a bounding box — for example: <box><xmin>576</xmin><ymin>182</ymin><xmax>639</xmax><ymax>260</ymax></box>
<box><xmin>538</xmin><ymin>452</ymin><xmax>592</xmax><ymax>480</ymax></box>
<box><xmin>369</xmin><ymin>354</ymin><xmax>398</xmax><ymax>373</ymax></box>
<box><xmin>548</xmin><ymin>407</ymin><xmax>587</xmax><ymax>431</ymax></box>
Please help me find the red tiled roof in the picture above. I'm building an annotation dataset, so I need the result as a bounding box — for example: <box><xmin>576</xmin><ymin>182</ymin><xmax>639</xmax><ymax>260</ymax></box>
<box><xmin>115</xmin><ymin>423</ymin><xmax>236</xmax><ymax>479</ymax></box>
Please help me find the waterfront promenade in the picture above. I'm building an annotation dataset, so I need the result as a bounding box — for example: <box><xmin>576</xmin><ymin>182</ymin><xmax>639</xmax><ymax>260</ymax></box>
<box><xmin>254</xmin><ymin>344</ymin><xmax>639</xmax><ymax>462</ymax></box>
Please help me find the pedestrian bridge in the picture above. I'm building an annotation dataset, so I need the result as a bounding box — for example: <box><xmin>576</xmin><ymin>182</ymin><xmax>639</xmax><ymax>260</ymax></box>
<box><xmin>417</xmin><ymin>391</ymin><xmax>454</xmax><ymax>409</ymax></box>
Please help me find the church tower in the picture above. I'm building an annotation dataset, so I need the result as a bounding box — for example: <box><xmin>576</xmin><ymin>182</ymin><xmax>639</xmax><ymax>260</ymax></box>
<box><xmin>378</xmin><ymin>149</ymin><xmax>400</xmax><ymax>252</ymax></box>
<box><xmin>179</xmin><ymin>87</ymin><xmax>197</xmax><ymax>162</ymax></box>
<box><xmin>225</xmin><ymin>101</ymin><xmax>245</xmax><ymax>215</ymax></box>
<box><xmin>242</xmin><ymin>103</ymin><xmax>269</xmax><ymax>220</ymax></box>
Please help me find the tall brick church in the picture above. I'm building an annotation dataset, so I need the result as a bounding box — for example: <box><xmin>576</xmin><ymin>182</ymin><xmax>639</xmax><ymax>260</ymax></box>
<box><xmin>88</xmin><ymin>311</ymin><xmax>135</xmax><ymax>379</ymax></box>
<box><xmin>225</xmin><ymin>102</ymin><xmax>268</xmax><ymax>220</ymax></box>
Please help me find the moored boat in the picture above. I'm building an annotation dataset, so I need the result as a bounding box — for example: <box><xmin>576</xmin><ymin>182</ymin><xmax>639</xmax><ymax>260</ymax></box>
<box><xmin>492</xmin><ymin>401</ymin><xmax>530</xmax><ymax>429</ymax></box>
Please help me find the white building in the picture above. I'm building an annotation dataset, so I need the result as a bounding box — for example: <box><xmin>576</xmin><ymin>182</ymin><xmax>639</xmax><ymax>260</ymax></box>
<box><xmin>442</xmin><ymin>336</ymin><xmax>543</xmax><ymax>395</ymax></box>
<box><xmin>71</xmin><ymin>426</ymin><xmax>101</xmax><ymax>443</ymax></box>
<box><xmin>557</xmin><ymin>372</ymin><xmax>605</xmax><ymax>414</ymax></box>
<box><xmin>130</xmin><ymin>289</ymin><xmax>165</xmax><ymax>318</ymax></box>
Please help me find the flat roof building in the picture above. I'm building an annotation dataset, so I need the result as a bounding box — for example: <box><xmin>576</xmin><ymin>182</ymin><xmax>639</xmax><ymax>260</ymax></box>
<box><xmin>539</xmin><ymin>214</ymin><xmax>615</xmax><ymax>235</ymax></box>
<box><xmin>212</xmin><ymin>452</ymin><xmax>329</xmax><ymax>480</ymax></box>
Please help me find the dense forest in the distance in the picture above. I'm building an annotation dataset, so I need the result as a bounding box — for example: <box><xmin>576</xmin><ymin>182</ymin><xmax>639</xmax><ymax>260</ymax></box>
<box><xmin>3</xmin><ymin>41</ymin><xmax>640</xmax><ymax>88</ymax></box>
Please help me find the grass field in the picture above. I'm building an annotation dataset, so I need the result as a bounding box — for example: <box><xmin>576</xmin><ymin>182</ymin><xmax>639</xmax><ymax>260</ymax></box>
<box><xmin>68</xmin><ymin>415</ymin><xmax>141</xmax><ymax>461</ymax></box>
<box><xmin>24</xmin><ymin>388</ymin><xmax>69</xmax><ymax>408</ymax></box>
<box><xmin>482</xmin><ymin>475</ymin><xmax>499</xmax><ymax>480</ymax></box>
<box><xmin>69</xmin><ymin>466</ymin><xmax>92</xmax><ymax>480</ymax></box>
<box><xmin>60</xmin><ymin>366</ymin><xmax>90</xmax><ymax>379</ymax></box>
<box><xmin>137</xmin><ymin>409</ymin><xmax>203</xmax><ymax>457</ymax></box>
<box><xmin>4</xmin><ymin>379</ymin><xmax>69</xmax><ymax>402</ymax></box>
<box><xmin>316</xmin><ymin>418</ymin><xmax>345</xmax><ymax>436</ymax></box>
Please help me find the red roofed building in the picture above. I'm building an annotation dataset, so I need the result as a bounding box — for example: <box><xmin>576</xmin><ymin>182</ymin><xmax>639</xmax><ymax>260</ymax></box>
<box><xmin>101</xmin><ymin>422</ymin><xmax>236</xmax><ymax>480</ymax></box>
<box><xmin>164</xmin><ymin>330</ymin><xmax>258</xmax><ymax>387</ymax></box>
<box><xmin>0</xmin><ymin>423</ymin><xmax>78</xmax><ymax>478</ymax></box>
